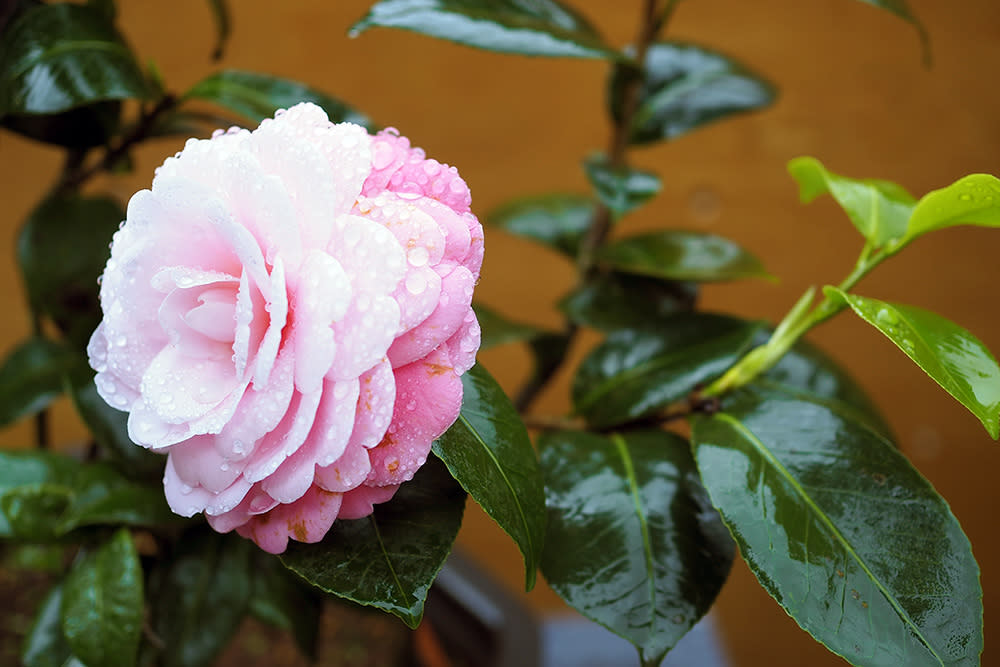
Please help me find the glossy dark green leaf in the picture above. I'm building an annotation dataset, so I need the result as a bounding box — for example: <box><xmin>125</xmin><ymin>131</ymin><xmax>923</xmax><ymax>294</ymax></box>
<box><xmin>559</xmin><ymin>272</ymin><xmax>696</xmax><ymax>332</ymax></box>
<box><xmin>0</xmin><ymin>3</ymin><xmax>149</xmax><ymax>116</ymax></box>
<box><xmin>0</xmin><ymin>338</ymin><xmax>77</xmax><ymax>429</ymax></box>
<box><xmin>67</xmin><ymin>374</ymin><xmax>164</xmax><ymax>480</ymax></box>
<box><xmin>827</xmin><ymin>288</ymin><xmax>1000</xmax><ymax>439</ymax></box>
<box><xmin>583</xmin><ymin>155</ymin><xmax>661</xmax><ymax>219</ymax></box>
<box><xmin>18</xmin><ymin>195</ymin><xmax>123</xmax><ymax>345</ymax></box>
<box><xmin>1</xmin><ymin>484</ymin><xmax>73</xmax><ymax>540</ymax></box>
<box><xmin>61</xmin><ymin>529</ymin><xmax>143</xmax><ymax>667</ymax></box>
<box><xmin>474</xmin><ymin>302</ymin><xmax>548</xmax><ymax>351</ymax></box>
<box><xmin>788</xmin><ymin>156</ymin><xmax>916</xmax><ymax>247</ymax></box>
<box><xmin>249</xmin><ymin>551</ymin><xmax>321</xmax><ymax>660</ymax></box>
<box><xmin>58</xmin><ymin>462</ymin><xmax>180</xmax><ymax>533</ymax></box>
<box><xmin>22</xmin><ymin>583</ymin><xmax>72</xmax><ymax>667</ymax></box>
<box><xmin>598</xmin><ymin>230</ymin><xmax>771</xmax><ymax>283</ymax></box>
<box><xmin>184</xmin><ymin>70</ymin><xmax>372</xmax><ymax>128</ymax></box>
<box><xmin>691</xmin><ymin>386</ymin><xmax>981</xmax><ymax>666</ymax></box>
<box><xmin>1</xmin><ymin>100</ymin><xmax>120</xmax><ymax>148</ymax></box>
<box><xmin>486</xmin><ymin>193</ymin><xmax>595</xmax><ymax>258</ymax></box>
<box><xmin>281</xmin><ymin>455</ymin><xmax>465</xmax><ymax>628</ymax></box>
<box><xmin>540</xmin><ymin>429</ymin><xmax>734</xmax><ymax>665</ymax></box>
<box><xmin>434</xmin><ymin>364</ymin><xmax>545</xmax><ymax>590</ymax></box>
<box><xmin>205</xmin><ymin>0</ymin><xmax>230</xmax><ymax>60</ymax></box>
<box><xmin>573</xmin><ymin>313</ymin><xmax>763</xmax><ymax>429</ymax></box>
<box><xmin>610</xmin><ymin>41</ymin><xmax>775</xmax><ymax>145</ymax></box>
<box><xmin>0</xmin><ymin>452</ymin><xmax>77</xmax><ymax>534</ymax></box>
<box><xmin>350</xmin><ymin>0</ymin><xmax>619</xmax><ymax>60</ymax></box>
<box><xmin>151</xmin><ymin>528</ymin><xmax>252</xmax><ymax>667</ymax></box>
<box><xmin>900</xmin><ymin>174</ymin><xmax>1000</xmax><ymax>247</ymax></box>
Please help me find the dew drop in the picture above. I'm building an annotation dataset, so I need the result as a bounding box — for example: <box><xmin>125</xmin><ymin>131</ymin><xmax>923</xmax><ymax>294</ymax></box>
<box><xmin>405</xmin><ymin>272</ymin><xmax>427</xmax><ymax>295</ymax></box>
<box><xmin>875</xmin><ymin>308</ymin><xmax>898</xmax><ymax>328</ymax></box>
<box><xmin>407</xmin><ymin>246</ymin><xmax>430</xmax><ymax>267</ymax></box>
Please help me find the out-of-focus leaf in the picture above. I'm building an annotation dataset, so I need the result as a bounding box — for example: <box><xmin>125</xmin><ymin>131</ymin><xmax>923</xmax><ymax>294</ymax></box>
<box><xmin>281</xmin><ymin>455</ymin><xmax>465</xmax><ymax>628</ymax></box>
<box><xmin>573</xmin><ymin>313</ymin><xmax>763</xmax><ymax>428</ymax></box>
<box><xmin>1</xmin><ymin>484</ymin><xmax>73</xmax><ymax>540</ymax></box>
<box><xmin>827</xmin><ymin>288</ymin><xmax>1000</xmax><ymax>439</ymax></box>
<box><xmin>22</xmin><ymin>583</ymin><xmax>72</xmax><ymax>667</ymax></box>
<box><xmin>58</xmin><ymin>462</ymin><xmax>180</xmax><ymax>533</ymax></box>
<box><xmin>692</xmin><ymin>385</ymin><xmax>981</xmax><ymax>666</ymax></box>
<box><xmin>788</xmin><ymin>156</ymin><xmax>915</xmax><ymax>247</ymax></box>
<box><xmin>541</xmin><ymin>429</ymin><xmax>734</xmax><ymax>665</ymax></box>
<box><xmin>350</xmin><ymin>0</ymin><xmax>620</xmax><ymax>61</ymax></box>
<box><xmin>610</xmin><ymin>41</ymin><xmax>775</xmax><ymax>145</ymax></box>
<box><xmin>17</xmin><ymin>195</ymin><xmax>123</xmax><ymax>346</ymax></box>
<box><xmin>151</xmin><ymin>528</ymin><xmax>253</xmax><ymax>667</ymax></box>
<box><xmin>434</xmin><ymin>364</ymin><xmax>545</xmax><ymax>590</ymax></box>
<box><xmin>474</xmin><ymin>303</ymin><xmax>549</xmax><ymax>351</ymax></box>
<box><xmin>61</xmin><ymin>529</ymin><xmax>143</xmax><ymax>667</ymax></box>
<box><xmin>487</xmin><ymin>193</ymin><xmax>595</xmax><ymax>258</ymax></box>
<box><xmin>0</xmin><ymin>3</ymin><xmax>149</xmax><ymax>116</ymax></box>
<box><xmin>1</xmin><ymin>100</ymin><xmax>120</xmax><ymax>148</ymax></box>
<box><xmin>184</xmin><ymin>70</ymin><xmax>372</xmax><ymax>128</ymax></box>
<box><xmin>248</xmin><ymin>550</ymin><xmax>322</xmax><ymax>661</ymax></box>
<box><xmin>583</xmin><ymin>154</ymin><xmax>661</xmax><ymax>219</ymax></box>
<box><xmin>560</xmin><ymin>272</ymin><xmax>696</xmax><ymax>332</ymax></box>
<box><xmin>205</xmin><ymin>0</ymin><xmax>230</xmax><ymax>60</ymax></box>
<box><xmin>900</xmin><ymin>173</ymin><xmax>1000</xmax><ymax>247</ymax></box>
<box><xmin>598</xmin><ymin>230</ymin><xmax>771</xmax><ymax>282</ymax></box>
<box><xmin>0</xmin><ymin>338</ymin><xmax>76</xmax><ymax>429</ymax></box>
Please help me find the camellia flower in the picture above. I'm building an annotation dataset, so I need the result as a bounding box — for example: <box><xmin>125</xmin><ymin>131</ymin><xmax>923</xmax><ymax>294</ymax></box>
<box><xmin>88</xmin><ymin>103</ymin><xmax>483</xmax><ymax>553</ymax></box>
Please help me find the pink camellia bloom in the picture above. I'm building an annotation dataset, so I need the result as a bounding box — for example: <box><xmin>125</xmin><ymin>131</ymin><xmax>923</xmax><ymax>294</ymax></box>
<box><xmin>88</xmin><ymin>103</ymin><xmax>483</xmax><ymax>553</ymax></box>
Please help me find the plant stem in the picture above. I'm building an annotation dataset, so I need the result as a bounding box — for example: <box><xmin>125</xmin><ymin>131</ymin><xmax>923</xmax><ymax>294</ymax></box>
<box><xmin>516</xmin><ymin>0</ymin><xmax>664</xmax><ymax>414</ymax></box>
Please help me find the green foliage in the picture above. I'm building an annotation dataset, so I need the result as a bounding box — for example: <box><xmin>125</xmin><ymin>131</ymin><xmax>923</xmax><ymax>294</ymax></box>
<box><xmin>540</xmin><ymin>429</ymin><xmax>734</xmax><ymax>665</ymax></box>
<box><xmin>248</xmin><ymin>550</ymin><xmax>322</xmax><ymax>660</ymax></box>
<box><xmin>610</xmin><ymin>41</ymin><xmax>775</xmax><ymax>145</ymax></box>
<box><xmin>0</xmin><ymin>3</ymin><xmax>149</xmax><ymax>116</ymax></box>
<box><xmin>474</xmin><ymin>302</ymin><xmax>551</xmax><ymax>351</ymax></box>
<box><xmin>205</xmin><ymin>0</ymin><xmax>231</xmax><ymax>60</ymax></box>
<box><xmin>560</xmin><ymin>272</ymin><xmax>696</xmax><ymax>332</ymax></box>
<box><xmin>61</xmin><ymin>529</ymin><xmax>144</xmax><ymax>667</ymax></box>
<box><xmin>22</xmin><ymin>583</ymin><xmax>72</xmax><ymax>667</ymax></box>
<box><xmin>902</xmin><ymin>173</ymin><xmax>1000</xmax><ymax>246</ymax></box>
<box><xmin>350</xmin><ymin>0</ymin><xmax>620</xmax><ymax>60</ymax></box>
<box><xmin>0</xmin><ymin>338</ymin><xmax>76</xmax><ymax>429</ymax></box>
<box><xmin>434</xmin><ymin>364</ymin><xmax>546</xmax><ymax>590</ymax></box>
<box><xmin>487</xmin><ymin>193</ymin><xmax>595</xmax><ymax>258</ymax></box>
<box><xmin>281</xmin><ymin>455</ymin><xmax>466</xmax><ymax>628</ymax></box>
<box><xmin>827</xmin><ymin>288</ymin><xmax>1000</xmax><ymax>438</ymax></box>
<box><xmin>692</xmin><ymin>384</ymin><xmax>981</xmax><ymax>666</ymax></box>
<box><xmin>598</xmin><ymin>230</ymin><xmax>771</xmax><ymax>282</ymax></box>
<box><xmin>583</xmin><ymin>154</ymin><xmax>661</xmax><ymax>219</ymax></box>
<box><xmin>184</xmin><ymin>70</ymin><xmax>372</xmax><ymax>127</ymax></box>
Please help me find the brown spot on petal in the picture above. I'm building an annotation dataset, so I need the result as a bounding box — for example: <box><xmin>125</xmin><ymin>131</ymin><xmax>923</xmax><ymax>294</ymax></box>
<box><xmin>387</xmin><ymin>460</ymin><xmax>399</xmax><ymax>474</ymax></box>
<box><xmin>374</xmin><ymin>432</ymin><xmax>396</xmax><ymax>449</ymax></box>
<box><xmin>427</xmin><ymin>363</ymin><xmax>453</xmax><ymax>377</ymax></box>
<box><xmin>289</xmin><ymin>520</ymin><xmax>308</xmax><ymax>542</ymax></box>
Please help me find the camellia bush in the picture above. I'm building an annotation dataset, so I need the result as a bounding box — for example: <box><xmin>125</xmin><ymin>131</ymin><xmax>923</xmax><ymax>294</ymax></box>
<box><xmin>1</xmin><ymin>1</ymin><xmax>997</xmax><ymax>666</ymax></box>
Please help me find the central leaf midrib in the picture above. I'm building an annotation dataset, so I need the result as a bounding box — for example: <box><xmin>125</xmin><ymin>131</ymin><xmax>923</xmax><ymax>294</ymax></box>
<box><xmin>714</xmin><ymin>412</ymin><xmax>945</xmax><ymax>664</ymax></box>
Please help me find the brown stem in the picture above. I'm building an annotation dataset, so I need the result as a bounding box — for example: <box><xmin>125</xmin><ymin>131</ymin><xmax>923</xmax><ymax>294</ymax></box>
<box><xmin>515</xmin><ymin>0</ymin><xmax>664</xmax><ymax>414</ymax></box>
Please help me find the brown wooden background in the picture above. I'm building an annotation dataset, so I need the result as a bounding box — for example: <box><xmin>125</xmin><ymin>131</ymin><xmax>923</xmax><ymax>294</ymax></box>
<box><xmin>2</xmin><ymin>1</ymin><xmax>999</xmax><ymax>664</ymax></box>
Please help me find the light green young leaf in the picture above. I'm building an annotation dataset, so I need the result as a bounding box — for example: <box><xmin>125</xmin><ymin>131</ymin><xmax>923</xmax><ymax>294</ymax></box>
<box><xmin>787</xmin><ymin>156</ymin><xmax>915</xmax><ymax>247</ymax></box>
<box><xmin>826</xmin><ymin>287</ymin><xmax>1000</xmax><ymax>438</ymax></box>
<box><xmin>899</xmin><ymin>173</ymin><xmax>1000</xmax><ymax>247</ymax></box>
<box><xmin>350</xmin><ymin>0</ymin><xmax>620</xmax><ymax>61</ymax></box>
<box><xmin>434</xmin><ymin>364</ymin><xmax>545</xmax><ymax>590</ymax></box>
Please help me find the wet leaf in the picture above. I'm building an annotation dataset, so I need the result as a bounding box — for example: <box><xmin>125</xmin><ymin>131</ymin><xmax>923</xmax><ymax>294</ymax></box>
<box><xmin>350</xmin><ymin>0</ymin><xmax>620</xmax><ymax>60</ymax></box>
<box><xmin>540</xmin><ymin>429</ymin><xmax>734</xmax><ymax>665</ymax></box>
<box><xmin>583</xmin><ymin>154</ymin><xmax>660</xmax><ymax>219</ymax></box>
<box><xmin>22</xmin><ymin>583</ymin><xmax>72</xmax><ymax>667</ymax></box>
<box><xmin>900</xmin><ymin>173</ymin><xmax>1000</xmax><ymax>247</ymax></box>
<box><xmin>0</xmin><ymin>338</ymin><xmax>77</xmax><ymax>429</ymax></box>
<box><xmin>487</xmin><ymin>193</ymin><xmax>595</xmax><ymax>258</ymax></box>
<box><xmin>434</xmin><ymin>364</ymin><xmax>545</xmax><ymax>590</ymax></box>
<box><xmin>559</xmin><ymin>272</ymin><xmax>696</xmax><ymax>332</ymax></box>
<box><xmin>827</xmin><ymin>288</ymin><xmax>1000</xmax><ymax>438</ymax></box>
<box><xmin>598</xmin><ymin>230</ymin><xmax>770</xmax><ymax>282</ymax></box>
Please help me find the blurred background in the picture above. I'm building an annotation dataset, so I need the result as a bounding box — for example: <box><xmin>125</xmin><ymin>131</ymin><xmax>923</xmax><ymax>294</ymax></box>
<box><xmin>1</xmin><ymin>0</ymin><xmax>999</xmax><ymax>664</ymax></box>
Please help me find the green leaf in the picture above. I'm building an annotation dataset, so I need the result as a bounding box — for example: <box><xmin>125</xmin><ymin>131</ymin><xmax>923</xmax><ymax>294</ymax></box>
<box><xmin>350</xmin><ymin>0</ymin><xmax>620</xmax><ymax>61</ymax></box>
<box><xmin>248</xmin><ymin>551</ymin><xmax>321</xmax><ymax>661</ymax></box>
<box><xmin>559</xmin><ymin>272</ymin><xmax>696</xmax><ymax>332</ymax></box>
<box><xmin>22</xmin><ymin>583</ymin><xmax>72</xmax><ymax>667</ymax></box>
<box><xmin>184</xmin><ymin>70</ymin><xmax>372</xmax><ymax>128</ymax></box>
<box><xmin>583</xmin><ymin>154</ymin><xmax>661</xmax><ymax>219</ymax></box>
<box><xmin>18</xmin><ymin>195</ymin><xmax>124</xmax><ymax>346</ymax></box>
<box><xmin>826</xmin><ymin>288</ymin><xmax>1000</xmax><ymax>439</ymax></box>
<box><xmin>691</xmin><ymin>385</ymin><xmax>981</xmax><ymax>666</ymax></box>
<box><xmin>0</xmin><ymin>3</ymin><xmax>149</xmax><ymax>116</ymax></box>
<box><xmin>474</xmin><ymin>302</ymin><xmax>549</xmax><ymax>351</ymax></box>
<box><xmin>572</xmin><ymin>313</ymin><xmax>763</xmax><ymax>429</ymax></box>
<box><xmin>58</xmin><ymin>462</ymin><xmax>180</xmax><ymax>533</ymax></box>
<box><xmin>900</xmin><ymin>173</ymin><xmax>1000</xmax><ymax>247</ymax></box>
<box><xmin>0</xmin><ymin>338</ymin><xmax>77</xmax><ymax>429</ymax></box>
<box><xmin>61</xmin><ymin>529</ymin><xmax>143</xmax><ymax>667</ymax></box>
<box><xmin>486</xmin><ymin>193</ymin><xmax>595</xmax><ymax>258</ymax></box>
<box><xmin>1</xmin><ymin>100</ymin><xmax>121</xmax><ymax>148</ymax></box>
<box><xmin>787</xmin><ymin>156</ymin><xmax>916</xmax><ymax>247</ymax></box>
<box><xmin>598</xmin><ymin>230</ymin><xmax>771</xmax><ymax>282</ymax></box>
<box><xmin>150</xmin><ymin>527</ymin><xmax>252</xmax><ymax>667</ymax></box>
<box><xmin>1</xmin><ymin>484</ymin><xmax>73</xmax><ymax>540</ymax></box>
<box><xmin>281</xmin><ymin>455</ymin><xmax>465</xmax><ymax>628</ymax></box>
<box><xmin>205</xmin><ymin>0</ymin><xmax>230</xmax><ymax>60</ymax></box>
<box><xmin>434</xmin><ymin>364</ymin><xmax>545</xmax><ymax>590</ymax></box>
<box><xmin>610</xmin><ymin>41</ymin><xmax>775</xmax><ymax>145</ymax></box>
<box><xmin>540</xmin><ymin>429</ymin><xmax>734</xmax><ymax>665</ymax></box>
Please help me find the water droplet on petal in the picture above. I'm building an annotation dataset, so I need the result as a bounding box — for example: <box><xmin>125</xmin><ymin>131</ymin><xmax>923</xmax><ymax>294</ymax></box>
<box><xmin>405</xmin><ymin>272</ymin><xmax>427</xmax><ymax>295</ymax></box>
